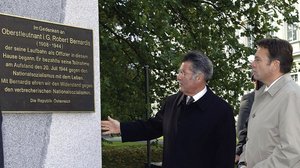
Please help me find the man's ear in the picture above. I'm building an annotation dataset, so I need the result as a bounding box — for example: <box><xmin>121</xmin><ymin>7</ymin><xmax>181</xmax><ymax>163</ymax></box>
<box><xmin>272</xmin><ymin>59</ymin><xmax>281</xmax><ymax>71</ymax></box>
<box><xmin>196</xmin><ymin>73</ymin><xmax>204</xmax><ymax>81</ymax></box>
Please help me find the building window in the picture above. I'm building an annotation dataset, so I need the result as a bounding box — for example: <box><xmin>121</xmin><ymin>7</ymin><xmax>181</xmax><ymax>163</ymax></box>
<box><xmin>291</xmin><ymin>73</ymin><xmax>298</xmax><ymax>82</ymax></box>
<box><xmin>247</xmin><ymin>36</ymin><xmax>254</xmax><ymax>48</ymax></box>
<box><xmin>287</xmin><ymin>24</ymin><xmax>297</xmax><ymax>41</ymax></box>
<box><xmin>267</xmin><ymin>31</ymin><xmax>275</xmax><ymax>37</ymax></box>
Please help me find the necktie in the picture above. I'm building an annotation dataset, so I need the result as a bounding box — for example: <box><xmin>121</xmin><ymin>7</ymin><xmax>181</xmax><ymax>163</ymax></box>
<box><xmin>186</xmin><ymin>96</ymin><xmax>194</xmax><ymax>105</ymax></box>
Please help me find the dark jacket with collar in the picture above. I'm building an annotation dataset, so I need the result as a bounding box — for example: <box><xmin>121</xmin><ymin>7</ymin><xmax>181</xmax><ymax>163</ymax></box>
<box><xmin>121</xmin><ymin>87</ymin><xmax>236</xmax><ymax>168</ymax></box>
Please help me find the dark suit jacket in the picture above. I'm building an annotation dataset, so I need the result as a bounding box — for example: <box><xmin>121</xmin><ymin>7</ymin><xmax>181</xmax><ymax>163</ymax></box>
<box><xmin>236</xmin><ymin>92</ymin><xmax>254</xmax><ymax>133</ymax></box>
<box><xmin>235</xmin><ymin>92</ymin><xmax>254</xmax><ymax>156</ymax></box>
<box><xmin>121</xmin><ymin>87</ymin><xmax>236</xmax><ymax>168</ymax></box>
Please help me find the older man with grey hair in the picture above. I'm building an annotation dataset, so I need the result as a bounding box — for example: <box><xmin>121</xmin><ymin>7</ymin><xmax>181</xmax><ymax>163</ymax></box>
<box><xmin>102</xmin><ymin>51</ymin><xmax>236</xmax><ymax>168</ymax></box>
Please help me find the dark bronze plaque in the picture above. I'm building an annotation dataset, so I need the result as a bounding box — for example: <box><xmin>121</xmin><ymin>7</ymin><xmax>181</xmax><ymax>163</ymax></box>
<box><xmin>0</xmin><ymin>13</ymin><xmax>94</xmax><ymax>113</ymax></box>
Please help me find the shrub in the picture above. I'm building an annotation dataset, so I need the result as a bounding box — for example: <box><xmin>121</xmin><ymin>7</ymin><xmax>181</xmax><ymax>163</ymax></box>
<box><xmin>102</xmin><ymin>141</ymin><xmax>163</xmax><ymax>168</ymax></box>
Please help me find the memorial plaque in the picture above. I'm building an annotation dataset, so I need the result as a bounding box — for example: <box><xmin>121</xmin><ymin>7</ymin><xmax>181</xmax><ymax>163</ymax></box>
<box><xmin>0</xmin><ymin>13</ymin><xmax>94</xmax><ymax>113</ymax></box>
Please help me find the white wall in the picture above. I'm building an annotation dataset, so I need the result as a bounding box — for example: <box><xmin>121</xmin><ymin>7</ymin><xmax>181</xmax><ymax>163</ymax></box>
<box><xmin>0</xmin><ymin>0</ymin><xmax>101</xmax><ymax>167</ymax></box>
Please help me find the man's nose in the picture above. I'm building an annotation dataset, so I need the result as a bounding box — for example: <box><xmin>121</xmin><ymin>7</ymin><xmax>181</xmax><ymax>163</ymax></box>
<box><xmin>251</xmin><ymin>61</ymin><xmax>255</xmax><ymax>68</ymax></box>
<box><xmin>177</xmin><ymin>74</ymin><xmax>181</xmax><ymax>80</ymax></box>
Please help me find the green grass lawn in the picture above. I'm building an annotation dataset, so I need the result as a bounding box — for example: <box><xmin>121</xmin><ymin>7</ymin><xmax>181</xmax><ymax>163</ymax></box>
<box><xmin>102</xmin><ymin>141</ymin><xmax>163</xmax><ymax>168</ymax></box>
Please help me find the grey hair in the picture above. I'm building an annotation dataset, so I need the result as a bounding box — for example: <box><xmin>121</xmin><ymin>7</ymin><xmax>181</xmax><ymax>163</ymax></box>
<box><xmin>182</xmin><ymin>51</ymin><xmax>213</xmax><ymax>81</ymax></box>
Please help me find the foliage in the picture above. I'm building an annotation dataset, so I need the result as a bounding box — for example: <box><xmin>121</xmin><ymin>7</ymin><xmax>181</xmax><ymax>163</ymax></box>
<box><xmin>102</xmin><ymin>141</ymin><xmax>163</xmax><ymax>168</ymax></box>
<box><xmin>99</xmin><ymin>0</ymin><xmax>299</xmax><ymax>119</ymax></box>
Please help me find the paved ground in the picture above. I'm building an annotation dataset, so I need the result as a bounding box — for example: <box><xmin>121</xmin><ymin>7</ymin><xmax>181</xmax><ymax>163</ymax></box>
<box><xmin>102</xmin><ymin>135</ymin><xmax>163</xmax><ymax>144</ymax></box>
<box><xmin>102</xmin><ymin>135</ymin><xmax>122</xmax><ymax>142</ymax></box>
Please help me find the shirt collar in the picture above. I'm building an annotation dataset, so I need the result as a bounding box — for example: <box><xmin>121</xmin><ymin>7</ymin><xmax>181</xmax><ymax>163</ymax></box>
<box><xmin>264</xmin><ymin>75</ymin><xmax>283</xmax><ymax>92</ymax></box>
<box><xmin>191</xmin><ymin>86</ymin><xmax>207</xmax><ymax>102</ymax></box>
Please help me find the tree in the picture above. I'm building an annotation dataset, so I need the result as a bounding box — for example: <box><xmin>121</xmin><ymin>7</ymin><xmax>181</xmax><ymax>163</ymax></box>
<box><xmin>99</xmin><ymin>0</ymin><xmax>298</xmax><ymax>120</ymax></box>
